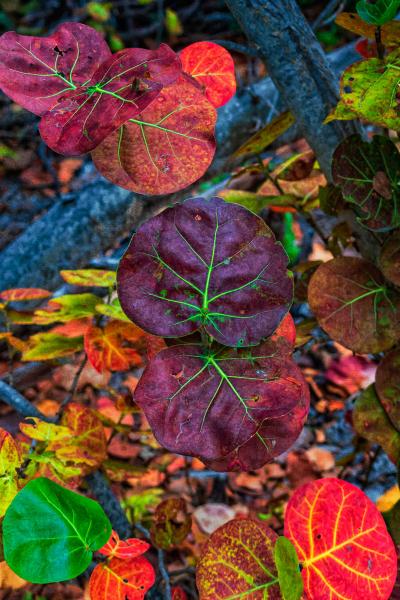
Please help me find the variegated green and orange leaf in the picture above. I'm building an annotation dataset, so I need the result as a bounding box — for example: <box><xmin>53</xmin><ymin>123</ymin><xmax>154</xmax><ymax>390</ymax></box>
<box><xmin>19</xmin><ymin>418</ymin><xmax>71</xmax><ymax>444</ymax></box>
<box><xmin>196</xmin><ymin>518</ymin><xmax>282</xmax><ymax>599</ymax></box>
<box><xmin>84</xmin><ymin>321</ymin><xmax>143</xmax><ymax>373</ymax></box>
<box><xmin>21</xmin><ymin>332</ymin><xmax>83</xmax><ymax>361</ymax></box>
<box><xmin>284</xmin><ymin>478</ymin><xmax>397</xmax><ymax>600</ymax></box>
<box><xmin>60</xmin><ymin>269</ymin><xmax>116</xmax><ymax>288</ymax></box>
<box><xmin>89</xmin><ymin>554</ymin><xmax>155</xmax><ymax>600</ymax></box>
<box><xmin>33</xmin><ymin>293</ymin><xmax>102</xmax><ymax>325</ymax></box>
<box><xmin>0</xmin><ymin>429</ymin><xmax>22</xmax><ymax>517</ymax></box>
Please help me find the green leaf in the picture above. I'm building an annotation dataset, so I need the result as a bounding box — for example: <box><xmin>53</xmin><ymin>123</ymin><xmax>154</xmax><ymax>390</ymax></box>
<box><xmin>274</xmin><ymin>537</ymin><xmax>303</xmax><ymax>600</ymax></box>
<box><xmin>357</xmin><ymin>0</ymin><xmax>400</xmax><ymax>25</ymax></box>
<box><xmin>3</xmin><ymin>477</ymin><xmax>111</xmax><ymax>583</ymax></box>
<box><xmin>232</xmin><ymin>111</ymin><xmax>295</xmax><ymax>159</ymax></box>
<box><xmin>21</xmin><ymin>333</ymin><xmax>83</xmax><ymax>361</ymax></box>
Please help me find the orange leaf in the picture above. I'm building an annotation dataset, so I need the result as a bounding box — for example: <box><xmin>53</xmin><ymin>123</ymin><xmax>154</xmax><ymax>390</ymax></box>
<box><xmin>98</xmin><ymin>530</ymin><xmax>150</xmax><ymax>559</ymax></box>
<box><xmin>0</xmin><ymin>288</ymin><xmax>51</xmax><ymax>302</ymax></box>
<box><xmin>84</xmin><ymin>320</ymin><xmax>143</xmax><ymax>373</ymax></box>
<box><xmin>60</xmin><ymin>269</ymin><xmax>116</xmax><ymax>287</ymax></box>
<box><xmin>284</xmin><ymin>478</ymin><xmax>397</xmax><ymax>600</ymax></box>
<box><xmin>89</xmin><ymin>555</ymin><xmax>155</xmax><ymax>600</ymax></box>
<box><xmin>180</xmin><ymin>41</ymin><xmax>236</xmax><ymax>107</ymax></box>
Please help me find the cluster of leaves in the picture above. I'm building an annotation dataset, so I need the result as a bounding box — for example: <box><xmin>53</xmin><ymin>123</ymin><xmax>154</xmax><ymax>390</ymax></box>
<box><xmin>0</xmin><ymin>23</ymin><xmax>236</xmax><ymax>194</ymax></box>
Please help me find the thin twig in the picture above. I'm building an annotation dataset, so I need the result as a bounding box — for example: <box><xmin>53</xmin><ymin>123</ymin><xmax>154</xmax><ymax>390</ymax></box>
<box><xmin>211</xmin><ymin>39</ymin><xmax>260</xmax><ymax>57</ymax></box>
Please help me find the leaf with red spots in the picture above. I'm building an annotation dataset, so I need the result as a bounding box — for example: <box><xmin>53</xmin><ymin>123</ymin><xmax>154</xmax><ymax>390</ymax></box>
<box><xmin>98</xmin><ymin>530</ymin><xmax>150</xmax><ymax>560</ymax></box>
<box><xmin>284</xmin><ymin>478</ymin><xmax>397</xmax><ymax>600</ymax></box>
<box><xmin>84</xmin><ymin>320</ymin><xmax>143</xmax><ymax>373</ymax></box>
<box><xmin>89</xmin><ymin>554</ymin><xmax>155</xmax><ymax>600</ymax></box>
<box><xmin>92</xmin><ymin>77</ymin><xmax>216</xmax><ymax>195</ymax></box>
<box><xmin>39</xmin><ymin>44</ymin><xmax>182</xmax><ymax>155</ymax></box>
<box><xmin>150</xmin><ymin>498</ymin><xmax>192</xmax><ymax>550</ymax></box>
<box><xmin>0</xmin><ymin>288</ymin><xmax>51</xmax><ymax>302</ymax></box>
<box><xmin>133</xmin><ymin>339</ymin><xmax>309</xmax><ymax>470</ymax></box>
<box><xmin>180</xmin><ymin>41</ymin><xmax>236</xmax><ymax>107</ymax></box>
<box><xmin>117</xmin><ymin>196</ymin><xmax>293</xmax><ymax>347</ymax></box>
<box><xmin>376</xmin><ymin>349</ymin><xmax>400</xmax><ymax>430</ymax></box>
<box><xmin>0</xmin><ymin>23</ymin><xmax>111</xmax><ymax>116</ymax></box>
<box><xmin>196</xmin><ymin>518</ymin><xmax>282</xmax><ymax>598</ymax></box>
<box><xmin>308</xmin><ymin>257</ymin><xmax>400</xmax><ymax>353</ymax></box>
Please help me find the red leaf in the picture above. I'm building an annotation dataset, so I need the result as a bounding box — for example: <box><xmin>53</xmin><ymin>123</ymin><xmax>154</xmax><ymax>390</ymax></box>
<box><xmin>0</xmin><ymin>23</ymin><xmax>111</xmax><ymax>115</ymax></box>
<box><xmin>133</xmin><ymin>340</ymin><xmax>309</xmax><ymax>470</ymax></box>
<box><xmin>89</xmin><ymin>555</ymin><xmax>155</xmax><ymax>600</ymax></box>
<box><xmin>180</xmin><ymin>41</ymin><xmax>236</xmax><ymax>107</ymax></box>
<box><xmin>171</xmin><ymin>587</ymin><xmax>188</xmax><ymax>600</ymax></box>
<box><xmin>84</xmin><ymin>320</ymin><xmax>143</xmax><ymax>373</ymax></box>
<box><xmin>117</xmin><ymin>196</ymin><xmax>293</xmax><ymax>347</ymax></box>
<box><xmin>98</xmin><ymin>530</ymin><xmax>150</xmax><ymax>560</ymax></box>
<box><xmin>39</xmin><ymin>44</ymin><xmax>182</xmax><ymax>155</ymax></box>
<box><xmin>92</xmin><ymin>76</ymin><xmax>216</xmax><ymax>194</ymax></box>
<box><xmin>0</xmin><ymin>288</ymin><xmax>51</xmax><ymax>302</ymax></box>
<box><xmin>284</xmin><ymin>478</ymin><xmax>397</xmax><ymax>600</ymax></box>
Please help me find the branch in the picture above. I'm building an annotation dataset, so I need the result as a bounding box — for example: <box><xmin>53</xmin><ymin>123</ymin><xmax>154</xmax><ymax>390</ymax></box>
<box><xmin>0</xmin><ymin>380</ymin><xmax>54</xmax><ymax>422</ymax></box>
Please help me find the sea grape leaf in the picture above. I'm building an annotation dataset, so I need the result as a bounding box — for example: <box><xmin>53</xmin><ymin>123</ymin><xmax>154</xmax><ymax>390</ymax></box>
<box><xmin>284</xmin><ymin>477</ymin><xmax>398</xmax><ymax>600</ymax></box>
<box><xmin>180</xmin><ymin>41</ymin><xmax>236</xmax><ymax>108</ymax></box>
<box><xmin>3</xmin><ymin>477</ymin><xmax>111</xmax><ymax>583</ymax></box>
<box><xmin>336</xmin><ymin>12</ymin><xmax>400</xmax><ymax>44</ymax></box>
<box><xmin>220</xmin><ymin>189</ymin><xmax>299</xmax><ymax>214</ymax></box>
<box><xmin>0</xmin><ymin>288</ymin><xmax>51</xmax><ymax>303</ymax></box>
<box><xmin>117</xmin><ymin>196</ymin><xmax>293</xmax><ymax>347</ymax></box>
<box><xmin>33</xmin><ymin>293</ymin><xmax>101</xmax><ymax>324</ymax></box>
<box><xmin>196</xmin><ymin>518</ymin><xmax>281</xmax><ymax>599</ymax></box>
<box><xmin>172</xmin><ymin>588</ymin><xmax>187</xmax><ymax>600</ymax></box>
<box><xmin>274</xmin><ymin>537</ymin><xmax>303</xmax><ymax>600</ymax></box>
<box><xmin>232</xmin><ymin>111</ymin><xmax>296</xmax><ymax>159</ymax></box>
<box><xmin>95</xmin><ymin>298</ymin><xmax>131</xmax><ymax>322</ymax></box>
<box><xmin>150</xmin><ymin>498</ymin><xmax>192</xmax><ymax>550</ymax></box>
<box><xmin>92</xmin><ymin>77</ymin><xmax>217</xmax><ymax>195</ymax></box>
<box><xmin>353</xmin><ymin>384</ymin><xmax>400</xmax><ymax>463</ymax></box>
<box><xmin>133</xmin><ymin>340</ymin><xmax>309</xmax><ymax>470</ymax></box>
<box><xmin>332</xmin><ymin>135</ymin><xmax>400</xmax><ymax>231</ymax></box>
<box><xmin>21</xmin><ymin>332</ymin><xmax>83</xmax><ymax>361</ymax></box>
<box><xmin>376</xmin><ymin>349</ymin><xmax>400</xmax><ymax>430</ymax></box>
<box><xmin>20</xmin><ymin>418</ymin><xmax>71</xmax><ymax>443</ymax></box>
<box><xmin>308</xmin><ymin>257</ymin><xmax>400</xmax><ymax>353</ymax></box>
<box><xmin>0</xmin><ymin>22</ymin><xmax>111</xmax><ymax>116</ymax></box>
<box><xmin>89</xmin><ymin>554</ymin><xmax>155</xmax><ymax>600</ymax></box>
<box><xmin>39</xmin><ymin>44</ymin><xmax>182</xmax><ymax>155</ymax></box>
<box><xmin>60</xmin><ymin>269</ymin><xmax>116</xmax><ymax>287</ymax></box>
<box><xmin>379</xmin><ymin>231</ymin><xmax>400</xmax><ymax>286</ymax></box>
<box><xmin>84</xmin><ymin>320</ymin><xmax>143</xmax><ymax>373</ymax></box>
<box><xmin>98</xmin><ymin>530</ymin><xmax>150</xmax><ymax>559</ymax></box>
<box><xmin>0</xmin><ymin>429</ymin><xmax>22</xmax><ymax>517</ymax></box>
<box><xmin>327</xmin><ymin>49</ymin><xmax>400</xmax><ymax>130</ymax></box>
<box><xmin>357</xmin><ymin>0</ymin><xmax>400</xmax><ymax>25</ymax></box>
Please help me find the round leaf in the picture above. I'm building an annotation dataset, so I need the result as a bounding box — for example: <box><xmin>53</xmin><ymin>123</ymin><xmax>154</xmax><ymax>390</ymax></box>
<box><xmin>332</xmin><ymin>135</ymin><xmax>400</xmax><ymax>231</ymax></box>
<box><xmin>92</xmin><ymin>77</ymin><xmax>217</xmax><ymax>195</ymax></box>
<box><xmin>284</xmin><ymin>477</ymin><xmax>397</xmax><ymax>600</ymax></box>
<box><xmin>353</xmin><ymin>384</ymin><xmax>400</xmax><ymax>463</ymax></box>
<box><xmin>308</xmin><ymin>256</ymin><xmax>400</xmax><ymax>353</ymax></box>
<box><xmin>376</xmin><ymin>349</ymin><xmax>400</xmax><ymax>430</ymax></box>
<box><xmin>3</xmin><ymin>477</ymin><xmax>111</xmax><ymax>583</ymax></box>
<box><xmin>117</xmin><ymin>196</ymin><xmax>293</xmax><ymax>347</ymax></box>
<box><xmin>196</xmin><ymin>518</ymin><xmax>281</xmax><ymax>599</ymax></box>
<box><xmin>379</xmin><ymin>231</ymin><xmax>400</xmax><ymax>287</ymax></box>
<box><xmin>0</xmin><ymin>23</ymin><xmax>111</xmax><ymax>116</ymax></box>
<box><xmin>133</xmin><ymin>340</ymin><xmax>309</xmax><ymax>470</ymax></box>
<box><xmin>89</xmin><ymin>555</ymin><xmax>155</xmax><ymax>600</ymax></box>
<box><xmin>180</xmin><ymin>41</ymin><xmax>236</xmax><ymax>107</ymax></box>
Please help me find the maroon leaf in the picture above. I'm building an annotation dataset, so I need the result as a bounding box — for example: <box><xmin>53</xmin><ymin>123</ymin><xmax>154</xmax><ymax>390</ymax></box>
<box><xmin>308</xmin><ymin>257</ymin><xmax>400</xmax><ymax>353</ymax></box>
<box><xmin>92</xmin><ymin>77</ymin><xmax>216</xmax><ymax>194</ymax></box>
<box><xmin>376</xmin><ymin>348</ymin><xmax>400</xmax><ymax>431</ymax></box>
<box><xmin>133</xmin><ymin>340</ymin><xmax>309</xmax><ymax>470</ymax></box>
<box><xmin>0</xmin><ymin>23</ymin><xmax>111</xmax><ymax>116</ymax></box>
<box><xmin>117</xmin><ymin>196</ymin><xmax>293</xmax><ymax>347</ymax></box>
<box><xmin>39</xmin><ymin>45</ymin><xmax>182</xmax><ymax>155</ymax></box>
<box><xmin>379</xmin><ymin>231</ymin><xmax>400</xmax><ymax>287</ymax></box>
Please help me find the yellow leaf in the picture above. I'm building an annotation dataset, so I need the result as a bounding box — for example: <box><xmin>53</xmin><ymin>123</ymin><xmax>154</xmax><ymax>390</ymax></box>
<box><xmin>376</xmin><ymin>485</ymin><xmax>400</xmax><ymax>512</ymax></box>
<box><xmin>20</xmin><ymin>418</ymin><xmax>71</xmax><ymax>443</ymax></box>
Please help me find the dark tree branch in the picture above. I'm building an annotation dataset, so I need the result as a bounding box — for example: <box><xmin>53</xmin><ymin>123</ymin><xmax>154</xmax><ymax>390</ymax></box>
<box><xmin>0</xmin><ymin>380</ymin><xmax>54</xmax><ymax>422</ymax></box>
<box><xmin>224</xmin><ymin>0</ymin><xmax>360</xmax><ymax>177</ymax></box>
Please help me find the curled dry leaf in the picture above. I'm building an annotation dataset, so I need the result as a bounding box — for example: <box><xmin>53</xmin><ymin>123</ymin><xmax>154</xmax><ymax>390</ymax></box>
<box><xmin>332</xmin><ymin>135</ymin><xmax>400</xmax><ymax>231</ymax></box>
<box><xmin>0</xmin><ymin>23</ymin><xmax>111</xmax><ymax>115</ymax></box>
<box><xmin>379</xmin><ymin>231</ymin><xmax>400</xmax><ymax>287</ymax></box>
<box><xmin>180</xmin><ymin>41</ymin><xmax>236</xmax><ymax>107</ymax></box>
<box><xmin>92</xmin><ymin>77</ymin><xmax>217</xmax><ymax>195</ymax></box>
<box><xmin>284</xmin><ymin>477</ymin><xmax>397</xmax><ymax>600</ymax></box>
<box><xmin>150</xmin><ymin>497</ymin><xmax>192</xmax><ymax>550</ymax></box>
<box><xmin>39</xmin><ymin>45</ymin><xmax>182</xmax><ymax>155</ymax></box>
<box><xmin>308</xmin><ymin>257</ymin><xmax>400</xmax><ymax>353</ymax></box>
<box><xmin>117</xmin><ymin>196</ymin><xmax>293</xmax><ymax>347</ymax></box>
<box><xmin>133</xmin><ymin>339</ymin><xmax>309</xmax><ymax>470</ymax></box>
<box><xmin>196</xmin><ymin>518</ymin><xmax>281</xmax><ymax>599</ymax></box>
<box><xmin>376</xmin><ymin>349</ymin><xmax>400</xmax><ymax>431</ymax></box>
<box><xmin>89</xmin><ymin>555</ymin><xmax>155</xmax><ymax>600</ymax></box>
